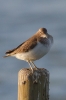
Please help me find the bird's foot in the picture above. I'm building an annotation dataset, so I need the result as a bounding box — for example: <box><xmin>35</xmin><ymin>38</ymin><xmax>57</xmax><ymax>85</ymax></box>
<box><xmin>31</xmin><ymin>61</ymin><xmax>39</xmax><ymax>70</ymax></box>
<box><xmin>34</xmin><ymin>66</ymin><xmax>39</xmax><ymax>70</ymax></box>
<box><xmin>30</xmin><ymin>66</ymin><xmax>34</xmax><ymax>73</ymax></box>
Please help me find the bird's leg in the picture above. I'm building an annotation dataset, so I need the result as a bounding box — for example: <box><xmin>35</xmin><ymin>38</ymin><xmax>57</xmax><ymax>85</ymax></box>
<box><xmin>30</xmin><ymin>61</ymin><xmax>38</xmax><ymax>70</ymax></box>
<box><xmin>27</xmin><ymin>61</ymin><xmax>33</xmax><ymax>72</ymax></box>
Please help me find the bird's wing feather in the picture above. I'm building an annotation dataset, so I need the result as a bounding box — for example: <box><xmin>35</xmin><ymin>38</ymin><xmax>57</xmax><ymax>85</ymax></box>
<box><xmin>4</xmin><ymin>35</ymin><xmax>37</xmax><ymax>57</ymax></box>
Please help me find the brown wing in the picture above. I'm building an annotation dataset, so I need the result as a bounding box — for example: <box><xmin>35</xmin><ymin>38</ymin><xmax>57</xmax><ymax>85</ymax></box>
<box><xmin>5</xmin><ymin>42</ymin><xmax>25</xmax><ymax>54</ymax></box>
<box><xmin>4</xmin><ymin>42</ymin><xmax>25</xmax><ymax>57</ymax></box>
<box><xmin>4</xmin><ymin>35</ymin><xmax>37</xmax><ymax>57</ymax></box>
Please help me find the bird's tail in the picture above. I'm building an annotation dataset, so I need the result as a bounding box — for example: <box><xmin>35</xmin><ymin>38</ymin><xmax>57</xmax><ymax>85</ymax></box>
<box><xmin>4</xmin><ymin>54</ymin><xmax>10</xmax><ymax>58</ymax></box>
<box><xmin>4</xmin><ymin>49</ymin><xmax>15</xmax><ymax>58</ymax></box>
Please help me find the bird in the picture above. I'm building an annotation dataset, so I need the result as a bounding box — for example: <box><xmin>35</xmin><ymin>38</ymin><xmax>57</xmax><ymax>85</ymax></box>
<box><xmin>4</xmin><ymin>28</ymin><xmax>53</xmax><ymax>71</ymax></box>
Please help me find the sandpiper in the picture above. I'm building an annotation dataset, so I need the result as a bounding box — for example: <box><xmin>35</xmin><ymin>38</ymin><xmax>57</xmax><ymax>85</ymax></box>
<box><xmin>4</xmin><ymin>28</ymin><xmax>53</xmax><ymax>70</ymax></box>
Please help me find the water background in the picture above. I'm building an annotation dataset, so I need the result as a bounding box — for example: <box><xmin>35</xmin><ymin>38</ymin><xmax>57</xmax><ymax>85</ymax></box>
<box><xmin>0</xmin><ymin>0</ymin><xmax>66</xmax><ymax>100</ymax></box>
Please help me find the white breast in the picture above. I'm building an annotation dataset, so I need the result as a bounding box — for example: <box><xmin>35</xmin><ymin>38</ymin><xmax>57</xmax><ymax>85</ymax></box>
<box><xmin>14</xmin><ymin>41</ymin><xmax>52</xmax><ymax>61</ymax></box>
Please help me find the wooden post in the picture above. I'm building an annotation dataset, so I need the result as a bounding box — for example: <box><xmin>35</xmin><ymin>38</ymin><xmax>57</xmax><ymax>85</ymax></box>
<box><xmin>18</xmin><ymin>68</ymin><xmax>49</xmax><ymax>100</ymax></box>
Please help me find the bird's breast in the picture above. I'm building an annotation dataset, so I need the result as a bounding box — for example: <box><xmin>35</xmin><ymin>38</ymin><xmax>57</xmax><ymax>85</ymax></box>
<box><xmin>14</xmin><ymin>41</ymin><xmax>51</xmax><ymax>61</ymax></box>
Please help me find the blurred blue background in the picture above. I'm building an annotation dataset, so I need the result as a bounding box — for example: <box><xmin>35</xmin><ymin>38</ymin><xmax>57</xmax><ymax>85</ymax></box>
<box><xmin>0</xmin><ymin>0</ymin><xmax>66</xmax><ymax>100</ymax></box>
